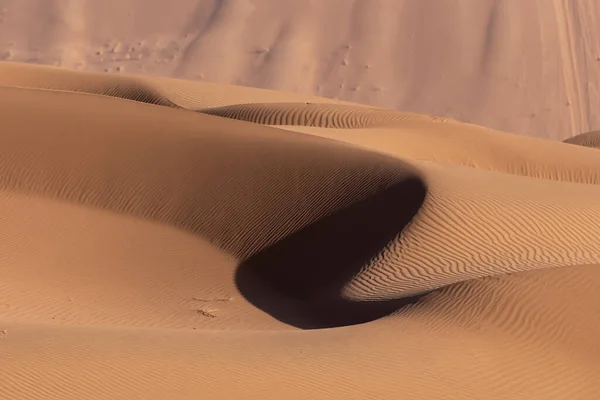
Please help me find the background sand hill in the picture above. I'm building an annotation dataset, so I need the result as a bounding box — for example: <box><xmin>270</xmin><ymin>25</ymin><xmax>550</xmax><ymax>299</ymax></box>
<box><xmin>1</xmin><ymin>0</ymin><xmax>600</xmax><ymax>140</ymax></box>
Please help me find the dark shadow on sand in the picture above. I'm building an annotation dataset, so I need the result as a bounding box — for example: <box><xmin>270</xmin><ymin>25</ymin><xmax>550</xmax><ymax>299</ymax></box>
<box><xmin>235</xmin><ymin>177</ymin><xmax>428</xmax><ymax>329</ymax></box>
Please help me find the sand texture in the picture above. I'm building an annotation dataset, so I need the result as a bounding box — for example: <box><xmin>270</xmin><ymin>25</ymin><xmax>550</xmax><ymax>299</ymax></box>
<box><xmin>1</xmin><ymin>0</ymin><xmax>600</xmax><ymax>140</ymax></box>
<box><xmin>0</xmin><ymin>61</ymin><xmax>599</xmax><ymax>399</ymax></box>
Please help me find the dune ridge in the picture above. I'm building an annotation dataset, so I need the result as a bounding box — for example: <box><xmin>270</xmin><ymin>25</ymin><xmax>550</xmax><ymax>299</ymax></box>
<box><xmin>199</xmin><ymin>102</ymin><xmax>451</xmax><ymax>128</ymax></box>
<box><xmin>0</xmin><ymin>62</ymin><xmax>599</xmax><ymax>399</ymax></box>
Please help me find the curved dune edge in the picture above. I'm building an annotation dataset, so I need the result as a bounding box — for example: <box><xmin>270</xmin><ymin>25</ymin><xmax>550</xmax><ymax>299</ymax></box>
<box><xmin>0</xmin><ymin>64</ymin><xmax>598</xmax><ymax>399</ymax></box>
<box><xmin>564</xmin><ymin>130</ymin><xmax>600</xmax><ymax>149</ymax></box>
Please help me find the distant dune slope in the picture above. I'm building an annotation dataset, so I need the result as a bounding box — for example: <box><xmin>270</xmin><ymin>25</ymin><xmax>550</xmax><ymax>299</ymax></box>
<box><xmin>0</xmin><ymin>63</ymin><xmax>599</xmax><ymax>399</ymax></box>
<box><xmin>1</xmin><ymin>1</ymin><xmax>600</xmax><ymax>139</ymax></box>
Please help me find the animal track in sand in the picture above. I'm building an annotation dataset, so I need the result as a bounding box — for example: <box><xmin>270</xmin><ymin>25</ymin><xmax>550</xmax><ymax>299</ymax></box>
<box><xmin>191</xmin><ymin>297</ymin><xmax>233</xmax><ymax>318</ymax></box>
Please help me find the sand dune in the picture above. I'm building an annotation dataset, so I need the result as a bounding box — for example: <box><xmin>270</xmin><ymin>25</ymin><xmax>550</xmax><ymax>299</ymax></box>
<box><xmin>0</xmin><ymin>61</ymin><xmax>599</xmax><ymax>399</ymax></box>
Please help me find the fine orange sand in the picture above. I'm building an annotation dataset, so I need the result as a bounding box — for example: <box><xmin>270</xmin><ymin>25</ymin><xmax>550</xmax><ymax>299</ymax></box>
<box><xmin>0</xmin><ymin>61</ymin><xmax>599</xmax><ymax>399</ymax></box>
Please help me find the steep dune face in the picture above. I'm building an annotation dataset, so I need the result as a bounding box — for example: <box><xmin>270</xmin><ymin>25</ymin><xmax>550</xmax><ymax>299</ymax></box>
<box><xmin>1</xmin><ymin>1</ymin><xmax>600</xmax><ymax>139</ymax></box>
<box><xmin>0</xmin><ymin>63</ymin><xmax>600</xmax><ymax>399</ymax></box>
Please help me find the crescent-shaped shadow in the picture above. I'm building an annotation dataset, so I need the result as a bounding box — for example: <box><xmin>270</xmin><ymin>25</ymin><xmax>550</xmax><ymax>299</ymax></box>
<box><xmin>235</xmin><ymin>177</ymin><xmax>429</xmax><ymax>329</ymax></box>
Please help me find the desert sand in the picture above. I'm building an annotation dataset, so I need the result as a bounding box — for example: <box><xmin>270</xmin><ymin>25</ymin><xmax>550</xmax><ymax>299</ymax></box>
<box><xmin>0</xmin><ymin>61</ymin><xmax>599</xmax><ymax>400</ymax></box>
<box><xmin>0</xmin><ymin>2</ymin><xmax>600</xmax><ymax>399</ymax></box>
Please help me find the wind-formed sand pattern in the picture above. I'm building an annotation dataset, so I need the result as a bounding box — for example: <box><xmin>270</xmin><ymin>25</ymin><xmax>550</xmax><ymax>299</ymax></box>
<box><xmin>0</xmin><ymin>61</ymin><xmax>598</xmax><ymax>399</ymax></box>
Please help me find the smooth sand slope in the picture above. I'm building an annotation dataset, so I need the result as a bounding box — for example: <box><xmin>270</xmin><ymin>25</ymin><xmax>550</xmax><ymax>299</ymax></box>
<box><xmin>1</xmin><ymin>0</ymin><xmax>600</xmax><ymax>140</ymax></box>
<box><xmin>0</xmin><ymin>62</ymin><xmax>600</xmax><ymax>399</ymax></box>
